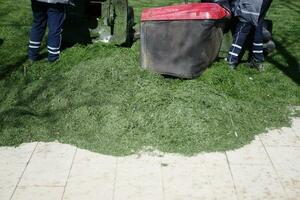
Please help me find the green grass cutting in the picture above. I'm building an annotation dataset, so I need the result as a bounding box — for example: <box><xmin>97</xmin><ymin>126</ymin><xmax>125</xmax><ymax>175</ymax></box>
<box><xmin>0</xmin><ymin>0</ymin><xmax>299</xmax><ymax>155</ymax></box>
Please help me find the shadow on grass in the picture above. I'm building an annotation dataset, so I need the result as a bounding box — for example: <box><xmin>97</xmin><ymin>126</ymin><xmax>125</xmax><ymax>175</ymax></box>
<box><xmin>284</xmin><ymin>4</ymin><xmax>300</xmax><ymax>14</ymax></box>
<box><xmin>0</xmin><ymin>74</ymin><xmax>63</xmax><ymax>137</ymax></box>
<box><xmin>267</xmin><ymin>38</ymin><xmax>300</xmax><ymax>85</ymax></box>
<box><xmin>0</xmin><ymin>56</ymin><xmax>28</xmax><ymax>80</ymax></box>
<box><xmin>0</xmin><ymin>39</ymin><xmax>3</xmax><ymax>46</ymax></box>
<box><xmin>0</xmin><ymin>49</ymin><xmax>50</xmax><ymax>81</ymax></box>
<box><xmin>285</xmin><ymin>0</ymin><xmax>300</xmax><ymax>11</ymax></box>
<box><xmin>0</xmin><ymin>69</ymin><xmax>104</xmax><ymax>147</ymax></box>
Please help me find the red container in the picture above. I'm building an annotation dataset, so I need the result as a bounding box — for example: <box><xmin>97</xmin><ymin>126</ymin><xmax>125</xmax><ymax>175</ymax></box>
<box><xmin>141</xmin><ymin>3</ymin><xmax>229</xmax><ymax>21</ymax></box>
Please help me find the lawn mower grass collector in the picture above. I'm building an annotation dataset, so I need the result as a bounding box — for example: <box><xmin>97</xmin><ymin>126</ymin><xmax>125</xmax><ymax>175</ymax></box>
<box><xmin>140</xmin><ymin>2</ymin><xmax>231</xmax><ymax>79</ymax></box>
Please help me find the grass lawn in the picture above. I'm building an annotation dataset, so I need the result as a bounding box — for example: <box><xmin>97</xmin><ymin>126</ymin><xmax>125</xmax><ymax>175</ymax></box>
<box><xmin>0</xmin><ymin>0</ymin><xmax>299</xmax><ymax>155</ymax></box>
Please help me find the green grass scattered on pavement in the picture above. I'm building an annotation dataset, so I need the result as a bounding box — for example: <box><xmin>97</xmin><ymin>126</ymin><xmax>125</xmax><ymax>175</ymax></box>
<box><xmin>0</xmin><ymin>0</ymin><xmax>299</xmax><ymax>155</ymax></box>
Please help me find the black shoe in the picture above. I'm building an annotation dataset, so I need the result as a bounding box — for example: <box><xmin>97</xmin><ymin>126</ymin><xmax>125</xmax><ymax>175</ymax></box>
<box><xmin>249</xmin><ymin>59</ymin><xmax>264</xmax><ymax>72</ymax></box>
<box><xmin>48</xmin><ymin>57</ymin><xmax>59</xmax><ymax>64</ymax></box>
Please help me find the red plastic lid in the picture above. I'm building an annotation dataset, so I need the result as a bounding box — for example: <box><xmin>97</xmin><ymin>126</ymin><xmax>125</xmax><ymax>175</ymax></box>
<box><xmin>141</xmin><ymin>3</ymin><xmax>230</xmax><ymax>22</ymax></box>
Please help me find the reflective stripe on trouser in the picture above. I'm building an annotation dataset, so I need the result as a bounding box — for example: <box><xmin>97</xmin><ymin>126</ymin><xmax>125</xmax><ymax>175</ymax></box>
<box><xmin>29</xmin><ymin>40</ymin><xmax>42</xmax><ymax>60</ymax></box>
<box><xmin>227</xmin><ymin>22</ymin><xmax>252</xmax><ymax>65</ymax></box>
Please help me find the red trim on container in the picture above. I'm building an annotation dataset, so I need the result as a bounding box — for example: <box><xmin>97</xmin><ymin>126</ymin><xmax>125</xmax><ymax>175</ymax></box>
<box><xmin>141</xmin><ymin>3</ymin><xmax>230</xmax><ymax>21</ymax></box>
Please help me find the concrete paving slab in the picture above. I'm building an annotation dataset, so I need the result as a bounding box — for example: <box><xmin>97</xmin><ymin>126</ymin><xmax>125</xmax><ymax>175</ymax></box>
<box><xmin>114</xmin><ymin>155</ymin><xmax>163</xmax><ymax>200</ymax></box>
<box><xmin>0</xmin><ymin>186</ymin><xmax>15</xmax><ymax>200</ymax></box>
<box><xmin>259</xmin><ymin>129</ymin><xmax>300</xmax><ymax>147</ymax></box>
<box><xmin>292</xmin><ymin>118</ymin><xmax>300</xmax><ymax>136</ymax></box>
<box><xmin>230</xmin><ymin>164</ymin><xmax>286</xmax><ymax>200</ymax></box>
<box><xmin>265</xmin><ymin>146</ymin><xmax>300</xmax><ymax>189</ymax></box>
<box><xmin>63</xmin><ymin>153</ymin><xmax>117</xmax><ymax>200</ymax></box>
<box><xmin>162</xmin><ymin>153</ymin><xmax>236</xmax><ymax>200</ymax></box>
<box><xmin>0</xmin><ymin>142</ymin><xmax>37</xmax><ymax>164</ymax></box>
<box><xmin>73</xmin><ymin>148</ymin><xmax>116</xmax><ymax>164</ymax></box>
<box><xmin>162</xmin><ymin>155</ymin><xmax>210</xmax><ymax>200</ymax></box>
<box><xmin>12</xmin><ymin>186</ymin><xmax>64</xmax><ymax>200</ymax></box>
<box><xmin>226</xmin><ymin>137</ymin><xmax>271</xmax><ymax>165</ymax></box>
<box><xmin>164</xmin><ymin>181</ymin><xmax>235</xmax><ymax>200</ymax></box>
<box><xmin>19</xmin><ymin>160</ymin><xmax>72</xmax><ymax>187</ymax></box>
<box><xmin>29</xmin><ymin>142</ymin><xmax>76</xmax><ymax>162</ymax></box>
<box><xmin>0</xmin><ymin>163</ymin><xmax>29</xmax><ymax>200</ymax></box>
<box><xmin>19</xmin><ymin>142</ymin><xmax>76</xmax><ymax>187</ymax></box>
<box><xmin>0</xmin><ymin>163</ymin><xmax>26</xmax><ymax>188</ymax></box>
<box><xmin>285</xmin><ymin>186</ymin><xmax>300</xmax><ymax>200</ymax></box>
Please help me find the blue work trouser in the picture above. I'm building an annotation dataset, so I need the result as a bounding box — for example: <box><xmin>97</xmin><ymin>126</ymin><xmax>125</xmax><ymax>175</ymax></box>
<box><xmin>227</xmin><ymin>21</ymin><xmax>264</xmax><ymax>65</ymax></box>
<box><xmin>29</xmin><ymin>0</ymin><xmax>66</xmax><ymax>62</ymax></box>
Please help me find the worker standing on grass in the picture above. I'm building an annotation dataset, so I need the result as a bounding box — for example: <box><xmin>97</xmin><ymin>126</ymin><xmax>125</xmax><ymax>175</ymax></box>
<box><xmin>227</xmin><ymin>0</ymin><xmax>273</xmax><ymax>71</ymax></box>
<box><xmin>28</xmin><ymin>0</ymin><xmax>74</xmax><ymax>63</ymax></box>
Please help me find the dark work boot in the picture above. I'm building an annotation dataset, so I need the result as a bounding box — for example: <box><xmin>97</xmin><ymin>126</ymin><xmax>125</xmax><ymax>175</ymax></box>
<box><xmin>249</xmin><ymin>58</ymin><xmax>264</xmax><ymax>72</ymax></box>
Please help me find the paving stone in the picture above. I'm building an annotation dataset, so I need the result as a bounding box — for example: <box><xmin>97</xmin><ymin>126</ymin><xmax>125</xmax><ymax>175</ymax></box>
<box><xmin>230</xmin><ymin>164</ymin><xmax>286</xmax><ymax>200</ymax></box>
<box><xmin>63</xmin><ymin>155</ymin><xmax>117</xmax><ymax>200</ymax></box>
<box><xmin>0</xmin><ymin>144</ymin><xmax>36</xmax><ymax>200</ymax></box>
<box><xmin>162</xmin><ymin>153</ymin><xmax>236</xmax><ymax>200</ymax></box>
<box><xmin>0</xmin><ymin>143</ymin><xmax>37</xmax><ymax>164</ymax></box>
<box><xmin>291</xmin><ymin>118</ymin><xmax>300</xmax><ymax>136</ymax></box>
<box><xmin>29</xmin><ymin>142</ymin><xmax>76</xmax><ymax>162</ymax></box>
<box><xmin>162</xmin><ymin>155</ymin><xmax>209</xmax><ymax>199</ymax></box>
<box><xmin>19</xmin><ymin>142</ymin><xmax>76</xmax><ymax>187</ymax></box>
<box><xmin>0</xmin><ymin>163</ymin><xmax>26</xmax><ymax>187</ymax></box>
<box><xmin>12</xmin><ymin>186</ymin><xmax>64</xmax><ymax>200</ymax></box>
<box><xmin>226</xmin><ymin>137</ymin><xmax>271</xmax><ymax>165</ymax></box>
<box><xmin>73</xmin><ymin>148</ymin><xmax>116</xmax><ymax>164</ymax></box>
<box><xmin>265</xmin><ymin>146</ymin><xmax>300</xmax><ymax>189</ymax></box>
<box><xmin>114</xmin><ymin>155</ymin><xmax>163</xmax><ymax>200</ymax></box>
<box><xmin>285</xmin><ymin>186</ymin><xmax>300</xmax><ymax>200</ymax></box>
<box><xmin>259</xmin><ymin>129</ymin><xmax>300</xmax><ymax>147</ymax></box>
<box><xmin>164</xmin><ymin>180</ymin><xmax>235</xmax><ymax>200</ymax></box>
<box><xmin>0</xmin><ymin>186</ymin><xmax>15</xmax><ymax>200</ymax></box>
<box><xmin>162</xmin><ymin>152</ymin><xmax>231</xmax><ymax>180</ymax></box>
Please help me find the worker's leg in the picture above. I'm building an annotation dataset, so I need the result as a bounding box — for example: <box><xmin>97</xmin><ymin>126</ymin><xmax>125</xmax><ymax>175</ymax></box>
<box><xmin>47</xmin><ymin>3</ymin><xmax>66</xmax><ymax>62</ymax></box>
<box><xmin>28</xmin><ymin>0</ymin><xmax>47</xmax><ymax>61</ymax></box>
<box><xmin>249</xmin><ymin>0</ymin><xmax>273</xmax><ymax>70</ymax></box>
<box><xmin>227</xmin><ymin>21</ymin><xmax>253</xmax><ymax>66</ymax></box>
<box><xmin>251</xmin><ymin>23</ymin><xmax>264</xmax><ymax>63</ymax></box>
